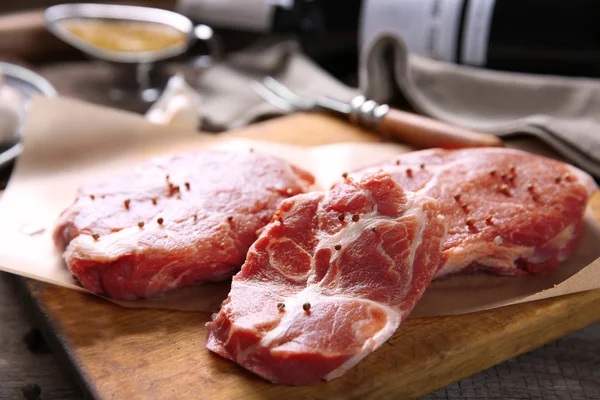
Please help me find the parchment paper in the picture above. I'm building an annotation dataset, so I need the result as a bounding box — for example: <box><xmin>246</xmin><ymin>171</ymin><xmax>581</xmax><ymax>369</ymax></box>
<box><xmin>0</xmin><ymin>96</ymin><xmax>599</xmax><ymax>317</ymax></box>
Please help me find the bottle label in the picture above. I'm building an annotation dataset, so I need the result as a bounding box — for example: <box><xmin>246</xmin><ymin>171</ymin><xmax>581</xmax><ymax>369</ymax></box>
<box><xmin>360</xmin><ymin>0</ymin><xmax>495</xmax><ymax>65</ymax></box>
<box><xmin>360</xmin><ymin>0</ymin><xmax>465</xmax><ymax>63</ymax></box>
<box><xmin>461</xmin><ymin>0</ymin><xmax>496</xmax><ymax>66</ymax></box>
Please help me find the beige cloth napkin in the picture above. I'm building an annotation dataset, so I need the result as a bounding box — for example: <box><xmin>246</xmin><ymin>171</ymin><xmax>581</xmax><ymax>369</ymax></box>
<box><xmin>184</xmin><ymin>38</ymin><xmax>357</xmax><ymax>131</ymax></box>
<box><xmin>361</xmin><ymin>32</ymin><xmax>600</xmax><ymax>177</ymax></box>
<box><xmin>157</xmin><ymin>35</ymin><xmax>600</xmax><ymax>177</ymax></box>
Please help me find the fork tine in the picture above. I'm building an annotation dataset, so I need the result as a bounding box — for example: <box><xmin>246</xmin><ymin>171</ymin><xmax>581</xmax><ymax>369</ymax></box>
<box><xmin>261</xmin><ymin>76</ymin><xmax>313</xmax><ymax>109</ymax></box>
<box><xmin>250</xmin><ymin>80</ymin><xmax>297</xmax><ymax>113</ymax></box>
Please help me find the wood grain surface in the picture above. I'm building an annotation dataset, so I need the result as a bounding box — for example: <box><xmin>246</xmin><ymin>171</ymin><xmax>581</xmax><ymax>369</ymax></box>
<box><xmin>0</xmin><ymin>273</ymin><xmax>80</xmax><ymax>400</ymax></box>
<box><xmin>20</xmin><ymin>112</ymin><xmax>600</xmax><ymax>400</ymax></box>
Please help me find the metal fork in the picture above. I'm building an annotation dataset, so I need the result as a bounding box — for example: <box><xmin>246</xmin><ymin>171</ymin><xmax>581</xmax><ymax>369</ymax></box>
<box><xmin>251</xmin><ymin>76</ymin><xmax>503</xmax><ymax>149</ymax></box>
<box><xmin>251</xmin><ymin>76</ymin><xmax>386</xmax><ymax>129</ymax></box>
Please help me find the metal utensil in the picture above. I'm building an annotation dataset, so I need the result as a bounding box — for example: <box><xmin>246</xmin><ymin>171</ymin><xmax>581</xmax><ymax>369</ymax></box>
<box><xmin>252</xmin><ymin>77</ymin><xmax>503</xmax><ymax>149</ymax></box>
<box><xmin>0</xmin><ymin>62</ymin><xmax>57</xmax><ymax>168</ymax></box>
<box><xmin>45</xmin><ymin>3</ymin><xmax>220</xmax><ymax>64</ymax></box>
<box><xmin>44</xmin><ymin>3</ymin><xmax>221</xmax><ymax>111</ymax></box>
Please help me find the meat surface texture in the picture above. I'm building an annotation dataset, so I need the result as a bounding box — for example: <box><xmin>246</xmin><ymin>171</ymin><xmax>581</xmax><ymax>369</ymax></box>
<box><xmin>207</xmin><ymin>172</ymin><xmax>446</xmax><ymax>385</ymax></box>
<box><xmin>53</xmin><ymin>150</ymin><xmax>315</xmax><ymax>300</ymax></box>
<box><xmin>352</xmin><ymin>148</ymin><xmax>598</xmax><ymax>278</ymax></box>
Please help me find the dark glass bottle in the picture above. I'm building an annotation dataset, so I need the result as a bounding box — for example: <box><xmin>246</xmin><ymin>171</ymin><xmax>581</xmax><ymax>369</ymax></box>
<box><xmin>486</xmin><ymin>0</ymin><xmax>600</xmax><ymax>77</ymax></box>
<box><xmin>180</xmin><ymin>0</ymin><xmax>600</xmax><ymax>79</ymax></box>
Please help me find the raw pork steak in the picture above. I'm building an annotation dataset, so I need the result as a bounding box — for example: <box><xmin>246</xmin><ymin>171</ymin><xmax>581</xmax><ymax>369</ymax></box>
<box><xmin>207</xmin><ymin>172</ymin><xmax>446</xmax><ymax>385</ymax></box>
<box><xmin>53</xmin><ymin>150</ymin><xmax>314</xmax><ymax>300</ymax></box>
<box><xmin>352</xmin><ymin>148</ymin><xmax>597</xmax><ymax>278</ymax></box>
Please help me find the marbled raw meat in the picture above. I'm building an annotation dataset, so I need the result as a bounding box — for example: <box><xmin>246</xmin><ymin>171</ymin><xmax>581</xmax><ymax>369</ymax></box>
<box><xmin>207</xmin><ymin>172</ymin><xmax>446</xmax><ymax>385</ymax></box>
<box><xmin>352</xmin><ymin>148</ymin><xmax>597</xmax><ymax>278</ymax></box>
<box><xmin>53</xmin><ymin>150</ymin><xmax>314</xmax><ymax>300</ymax></box>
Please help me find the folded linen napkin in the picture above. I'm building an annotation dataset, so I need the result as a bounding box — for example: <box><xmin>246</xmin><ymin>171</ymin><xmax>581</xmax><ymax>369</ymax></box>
<box><xmin>362</xmin><ymin>32</ymin><xmax>600</xmax><ymax>177</ymax></box>
<box><xmin>149</xmin><ymin>35</ymin><xmax>600</xmax><ymax>177</ymax></box>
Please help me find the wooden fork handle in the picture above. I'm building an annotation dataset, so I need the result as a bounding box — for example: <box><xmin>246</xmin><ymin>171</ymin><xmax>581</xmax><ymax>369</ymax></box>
<box><xmin>378</xmin><ymin>108</ymin><xmax>503</xmax><ymax>149</ymax></box>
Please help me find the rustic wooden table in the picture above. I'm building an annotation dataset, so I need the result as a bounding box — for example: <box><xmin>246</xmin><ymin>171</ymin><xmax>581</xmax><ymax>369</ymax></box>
<box><xmin>2</xmin><ymin>270</ymin><xmax>599</xmax><ymax>400</ymax></box>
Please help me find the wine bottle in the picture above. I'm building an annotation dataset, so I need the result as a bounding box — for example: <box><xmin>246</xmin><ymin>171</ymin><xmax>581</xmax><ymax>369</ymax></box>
<box><xmin>361</xmin><ymin>0</ymin><xmax>600</xmax><ymax>77</ymax></box>
<box><xmin>485</xmin><ymin>0</ymin><xmax>600</xmax><ymax>77</ymax></box>
<box><xmin>177</xmin><ymin>0</ymin><xmax>600</xmax><ymax>78</ymax></box>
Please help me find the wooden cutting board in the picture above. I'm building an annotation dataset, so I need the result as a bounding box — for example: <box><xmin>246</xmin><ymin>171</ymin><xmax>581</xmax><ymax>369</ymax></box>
<box><xmin>23</xmin><ymin>112</ymin><xmax>600</xmax><ymax>400</ymax></box>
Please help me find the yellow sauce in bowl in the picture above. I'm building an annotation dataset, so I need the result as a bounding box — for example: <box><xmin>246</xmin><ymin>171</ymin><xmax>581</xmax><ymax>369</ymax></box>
<box><xmin>60</xmin><ymin>19</ymin><xmax>188</xmax><ymax>53</ymax></box>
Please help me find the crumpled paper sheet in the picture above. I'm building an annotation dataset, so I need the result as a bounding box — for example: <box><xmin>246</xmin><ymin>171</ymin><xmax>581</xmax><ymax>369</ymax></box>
<box><xmin>0</xmin><ymin>95</ymin><xmax>599</xmax><ymax>317</ymax></box>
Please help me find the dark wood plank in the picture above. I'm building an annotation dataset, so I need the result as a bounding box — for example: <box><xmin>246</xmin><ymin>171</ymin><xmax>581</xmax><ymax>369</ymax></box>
<box><xmin>425</xmin><ymin>322</ymin><xmax>600</xmax><ymax>400</ymax></box>
<box><xmin>0</xmin><ymin>272</ymin><xmax>81</xmax><ymax>400</ymax></box>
